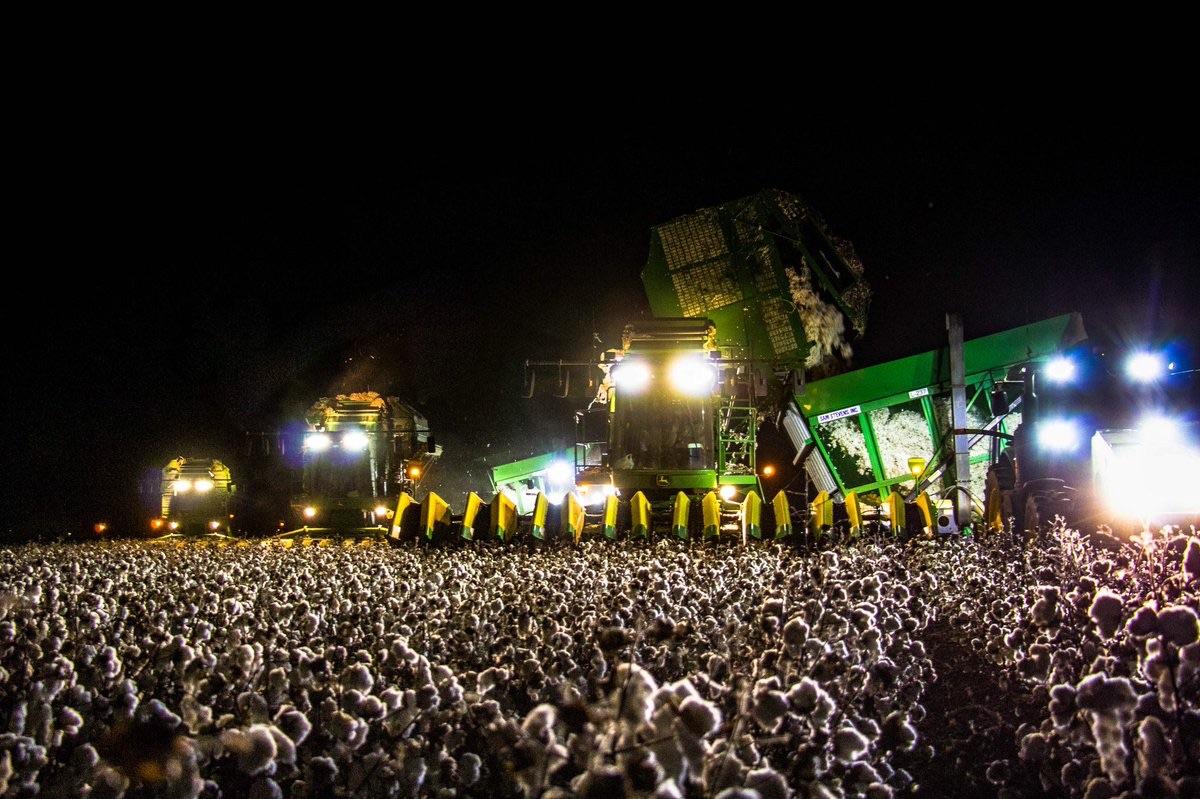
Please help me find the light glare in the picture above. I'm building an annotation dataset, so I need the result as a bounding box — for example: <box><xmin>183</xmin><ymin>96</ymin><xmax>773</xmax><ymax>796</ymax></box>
<box><xmin>669</xmin><ymin>357</ymin><xmax>716</xmax><ymax>396</ymax></box>
<box><xmin>1037</xmin><ymin>419</ymin><xmax>1081</xmax><ymax>452</ymax></box>
<box><xmin>194</xmin><ymin>478</ymin><xmax>214</xmax><ymax>493</ymax></box>
<box><xmin>547</xmin><ymin>460</ymin><xmax>573</xmax><ymax>485</ymax></box>
<box><xmin>1126</xmin><ymin>351</ymin><xmax>1166</xmax><ymax>383</ymax></box>
<box><xmin>342</xmin><ymin>431</ymin><xmax>369</xmax><ymax>452</ymax></box>
<box><xmin>613</xmin><ymin>360</ymin><xmax>652</xmax><ymax>393</ymax></box>
<box><xmin>305</xmin><ymin>432</ymin><xmax>332</xmax><ymax>452</ymax></box>
<box><xmin>1044</xmin><ymin>356</ymin><xmax>1076</xmax><ymax>383</ymax></box>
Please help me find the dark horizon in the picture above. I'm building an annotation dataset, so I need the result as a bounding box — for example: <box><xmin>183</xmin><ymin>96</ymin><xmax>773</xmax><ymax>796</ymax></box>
<box><xmin>6</xmin><ymin>102</ymin><xmax>1197</xmax><ymax>538</ymax></box>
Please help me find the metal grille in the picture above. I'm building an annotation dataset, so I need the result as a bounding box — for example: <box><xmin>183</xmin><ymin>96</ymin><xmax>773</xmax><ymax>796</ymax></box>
<box><xmin>734</xmin><ymin>217</ymin><xmax>764</xmax><ymax>247</ymax></box>
<box><xmin>754</xmin><ymin>246</ymin><xmax>778</xmax><ymax>293</ymax></box>
<box><xmin>658</xmin><ymin>210</ymin><xmax>728</xmax><ymax>271</ymax></box>
<box><xmin>670</xmin><ymin>256</ymin><xmax>739</xmax><ymax>316</ymax></box>
<box><xmin>760</xmin><ymin>297</ymin><xmax>798</xmax><ymax>356</ymax></box>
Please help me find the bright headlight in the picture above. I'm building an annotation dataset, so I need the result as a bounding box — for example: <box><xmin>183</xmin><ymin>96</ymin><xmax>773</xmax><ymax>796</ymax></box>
<box><xmin>669</xmin><ymin>357</ymin><xmax>716</xmax><ymax>396</ymax></box>
<box><xmin>1126</xmin><ymin>351</ymin><xmax>1166</xmax><ymax>383</ymax></box>
<box><xmin>719</xmin><ymin>484</ymin><xmax>737</xmax><ymax>501</ymax></box>
<box><xmin>208</xmin><ymin>520</ymin><xmax>220</xmax><ymax>530</ymax></box>
<box><xmin>303</xmin><ymin>506</ymin><xmax>317</xmax><ymax>519</ymax></box>
<box><xmin>1044</xmin><ymin>356</ymin><xmax>1076</xmax><ymax>383</ymax></box>
<box><xmin>1037</xmin><ymin>419</ymin><xmax>1081</xmax><ymax>453</ymax></box>
<box><xmin>374</xmin><ymin>505</ymin><xmax>389</xmax><ymax>518</ymax></box>
<box><xmin>304</xmin><ymin>433</ymin><xmax>332</xmax><ymax>452</ymax></box>
<box><xmin>547</xmin><ymin>460</ymin><xmax>573</xmax><ymax>485</ymax></box>
<box><xmin>341</xmin><ymin>431</ymin><xmax>369</xmax><ymax>452</ymax></box>
<box><xmin>173</xmin><ymin>479</ymin><xmax>193</xmax><ymax>494</ymax></box>
<box><xmin>613</xmin><ymin>360</ymin><xmax>651</xmax><ymax>393</ymax></box>
<box><xmin>194</xmin><ymin>478</ymin><xmax>214</xmax><ymax>494</ymax></box>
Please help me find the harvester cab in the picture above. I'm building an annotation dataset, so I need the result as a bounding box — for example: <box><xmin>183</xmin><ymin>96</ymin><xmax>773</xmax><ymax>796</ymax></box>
<box><xmin>288</xmin><ymin>391</ymin><xmax>440</xmax><ymax>537</ymax></box>
<box><xmin>153</xmin><ymin>457</ymin><xmax>234</xmax><ymax>537</ymax></box>
<box><xmin>575</xmin><ymin>318</ymin><xmax>762</xmax><ymax>499</ymax></box>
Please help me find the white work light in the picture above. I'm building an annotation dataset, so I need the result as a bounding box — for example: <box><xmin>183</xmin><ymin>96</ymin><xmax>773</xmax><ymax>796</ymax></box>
<box><xmin>173</xmin><ymin>479</ymin><xmax>193</xmax><ymax>494</ymax></box>
<box><xmin>669</xmin><ymin>357</ymin><xmax>716</xmax><ymax>396</ymax></box>
<box><xmin>1044</xmin><ymin>356</ymin><xmax>1076</xmax><ymax>384</ymax></box>
<box><xmin>612</xmin><ymin>360</ymin><xmax>652</xmax><ymax>393</ymax></box>
<box><xmin>1126</xmin><ymin>351</ymin><xmax>1166</xmax><ymax>383</ymax></box>
<box><xmin>194</xmin><ymin>478</ymin><xmax>214</xmax><ymax>494</ymax></box>
<box><xmin>304</xmin><ymin>433</ymin><xmax>332</xmax><ymax>452</ymax></box>
<box><xmin>1036</xmin><ymin>419</ymin><xmax>1081</xmax><ymax>453</ymax></box>
<box><xmin>342</xmin><ymin>431</ymin><xmax>369</xmax><ymax>452</ymax></box>
<box><xmin>547</xmin><ymin>460</ymin><xmax>573</xmax><ymax>485</ymax></box>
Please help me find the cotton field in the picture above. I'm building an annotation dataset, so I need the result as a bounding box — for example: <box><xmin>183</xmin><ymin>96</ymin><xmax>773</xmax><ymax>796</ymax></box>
<box><xmin>0</xmin><ymin>528</ymin><xmax>1197</xmax><ymax>798</ymax></box>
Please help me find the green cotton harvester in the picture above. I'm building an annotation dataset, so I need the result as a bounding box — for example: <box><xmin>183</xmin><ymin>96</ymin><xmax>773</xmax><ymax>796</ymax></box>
<box><xmin>152</xmin><ymin>457</ymin><xmax>236</xmax><ymax>537</ymax></box>
<box><xmin>282</xmin><ymin>392</ymin><xmax>441</xmax><ymax>538</ymax></box>
<box><xmin>491</xmin><ymin>189</ymin><xmax>873</xmax><ymax>542</ymax></box>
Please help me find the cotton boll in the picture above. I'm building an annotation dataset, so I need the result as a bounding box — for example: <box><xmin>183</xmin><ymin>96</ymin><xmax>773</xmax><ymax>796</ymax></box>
<box><xmin>576</xmin><ymin>765</ymin><xmax>625</xmax><ymax>799</ymax></box>
<box><xmin>248</xmin><ymin>776</ymin><xmax>283</xmax><ymax>799</ymax></box>
<box><xmin>1088</xmin><ymin>590</ymin><xmax>1124</xmax><ymax>639</ymax></box>
<box><xmin>745</xmin><ymin>766</ymin><xmax>790</xmax><ymax>799</ymax></box>
<box><xmin>679</xmin><ymin>696</ymin><xmax>722</xmax><ymax>737</ymax></box>
<box><xmin>833</xmin><ymin>725</ymin><xmax>870</xmax><ymax>763</ymax></box>
<box><xmin>782</xmin><ymin>617</ymin><xmax>809</xmax><ymax>657</ymax></box>
<box><xmin>1182</xmin><ymin>537</ymin><xmax>1200</xmax><ymax>583</ymax></box>
<box><xmin>751</xmin><ymin>690</ymin><xmax>789</xmax><ymax>732</ymax></box>
<box><xmin>477</xmin><ymin>667</ymin><xmax>508</xmax><ymax>694</ymax></box>
<box><xmin>56</xmin><ymin>706</ymin><xmax>83</xmax><ymax>736</ymax></box>
<box><xmin>612</xmin><ymin>664</ymin><xmax>657</xmax><ymax>726</ymax></box>
<box><xmin>220</xmin><ymin>725</ymin><xmax>277</xmax><ymax>776</ymax></box>
<box><xmin>1136</xmin><ymin>715</ymin><xmax>1168</xmax><ymax>781</ymax></box>
<box><xmin>1157</xmin><ymin>605</ymin><xmax>1200</xmax><ymax>646</ymax></box>
<box><xmin>457</xmin><ymin>752</ymin><xmax>481</xmax><ymax>786</ymax></box>
<box><xmin>308</xmin><ymin>756</ymin><xmax>338</xmax><ymax>788</ymax></box>
<box><xmin>865</xmin><ymin>784</ymin><xmax>894</xmax><ymax>799</ymax></box>
<box><xmin>985</xmin><ymin>759</ymin><xmax>1011</xmax><ymax>785</ymax></box>
<box><xmin>339</xmin><ymin>663</ymin><xmax>374</xmax><ymax>693</ymax></box>
<box><xmin>1075</xmin><ymin>674</ymin><xmax>1137</xmax><ymax>714</ymax></box>
<box><xmin>1127</xmin><ymin>605</ymin><xmax>1159</xmax><ymax>637</ymax></box>
<box><xmin>879</xmin><ymin>711</ymin><xmax>917</xmax><ymax>752</ymax></box>
<box><xmin>274</xmin><ymin>710</ymin><xmax>310</xmax><ymax>746</ymax></box>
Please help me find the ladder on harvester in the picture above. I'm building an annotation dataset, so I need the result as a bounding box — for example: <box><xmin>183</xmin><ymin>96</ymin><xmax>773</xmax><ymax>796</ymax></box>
<box><xmin>718</xmin><ymin>395</ymin><xmax>757</xmax><ymax>475</ymax></box>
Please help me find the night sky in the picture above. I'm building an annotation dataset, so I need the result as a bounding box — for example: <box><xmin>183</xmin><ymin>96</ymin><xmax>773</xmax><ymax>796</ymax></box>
<box><xmin>7</xmin><ymin>100</ymin><xmax>1197</xmax><ymax>538</ymax></box>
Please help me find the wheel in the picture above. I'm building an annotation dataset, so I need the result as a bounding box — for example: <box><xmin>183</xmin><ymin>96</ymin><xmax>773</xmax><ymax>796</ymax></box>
<box><xmin>1022</xmin><ymin>491</ymin><xmax>1074</xmax><ymax>535</ymax></box>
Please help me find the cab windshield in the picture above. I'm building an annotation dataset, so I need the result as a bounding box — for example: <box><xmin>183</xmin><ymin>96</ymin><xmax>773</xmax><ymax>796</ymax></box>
<box><xmin>303</xmin><ymin>452</ymin><xmax>374</xmax><ymax>498</ymax></box>
<box><xmin>611</xmin><ymin>392</ymin><xmax>713</xmax><ymax>471</ymax></box>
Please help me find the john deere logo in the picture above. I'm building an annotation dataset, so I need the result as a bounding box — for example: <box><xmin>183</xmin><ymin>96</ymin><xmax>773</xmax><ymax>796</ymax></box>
<box><xmin>657</xmin><ymin>475</ymin><xmax>670</xmax><ymax>487</ymax></box>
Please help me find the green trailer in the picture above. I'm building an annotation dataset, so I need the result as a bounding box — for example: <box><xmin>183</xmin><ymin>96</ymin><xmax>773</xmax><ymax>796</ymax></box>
<box><xmin>782</xmin><ymin>312</ymin><xmax>1087</xmax><ymax>530</ymax></box>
